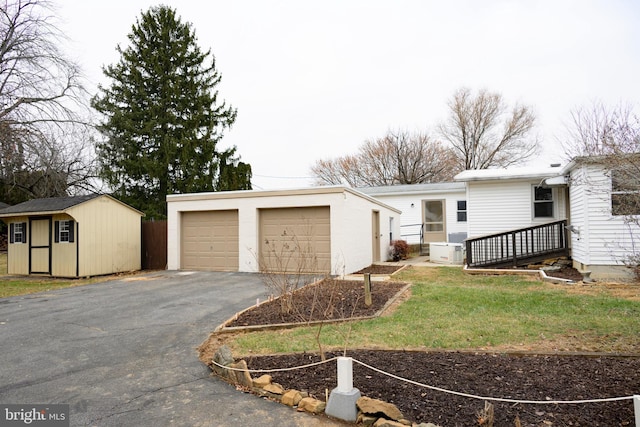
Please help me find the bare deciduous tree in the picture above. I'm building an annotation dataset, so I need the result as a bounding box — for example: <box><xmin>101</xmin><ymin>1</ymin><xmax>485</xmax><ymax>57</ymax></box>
<box><xmin>438</xmin><ymin>87</ymin><xmax>539</xmax><ymax>170</ymax></box>
<box><xmin>0</xmin><ymin>0</ymin><xmax>97</xmax><ymax>203</ymax></box>
<box><xmin>311</xmin><ymin>130</ymin><xmax>459</xmax><ymax>187</ymax></box>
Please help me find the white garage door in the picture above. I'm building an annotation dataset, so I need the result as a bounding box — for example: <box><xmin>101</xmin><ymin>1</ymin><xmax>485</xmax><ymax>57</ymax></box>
<box><xmin>181</xmin><ymin>210</ymin><xmax>239</xmax><ymax>271</ymax></box>
<box><xmin>259</xmin><ymin>206</ymin><xmax>330</xmax><ymax>274</ymax></box>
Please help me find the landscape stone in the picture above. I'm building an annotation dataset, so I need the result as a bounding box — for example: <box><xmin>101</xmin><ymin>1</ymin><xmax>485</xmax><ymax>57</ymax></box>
<box><xmin>373</xmin><ymin>419</ymin><xmax>406</xmax><ymax>427</ymax></box>
<box><xmin>357</xmin><ymin>396</ymin><xmax>403</xmax><ymax>421</ymax></box>
<box><xmin>297</xmin><ymin>397</ymin><xmax>326</xmax><ymax>414</ymax></box>
<box><xmin>212</xmin><ymin>345</ymin><xmax>234</xmax><ymax>376</ymax></box>
<box><xmin>252</xmin><ymin>374</ymin><xmax>272</xmax><ymax>388</ymax></box>
<box><xmin>229</xmin><ymin>360</ymin><xmax>253</xmax><ymax>388</ymax></box>
<box><xmin>263</xmin><ymin>383</ymin><xmax>285</xmax><ymax>395</ymax></box>
<box><xmin>281</xmin><ymin>389</ymin><xmax>303</xmax><ymax>406</ymax></box>
<box><xmin>357</xmin><ymin>413</ymin><xmax>378</xmax><ymax>426</ymax></box>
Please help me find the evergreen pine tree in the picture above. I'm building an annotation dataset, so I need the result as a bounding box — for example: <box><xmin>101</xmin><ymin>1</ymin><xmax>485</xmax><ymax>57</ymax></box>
<box><xmin>92</xmin><ymin>6</ymin><xmax>250</xmax><ymax>218</ymax></box>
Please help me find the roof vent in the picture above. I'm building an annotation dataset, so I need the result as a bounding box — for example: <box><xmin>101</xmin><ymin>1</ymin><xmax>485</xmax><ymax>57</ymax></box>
<box><xmin>550</xmin><ymin>163</ymin><xmax>561</xmax><ymax>167</ymax></box>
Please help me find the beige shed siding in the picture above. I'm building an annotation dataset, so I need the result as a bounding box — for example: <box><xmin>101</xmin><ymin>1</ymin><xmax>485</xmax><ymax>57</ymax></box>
<box><xmin>570</xmin><ymin>164</ymin><xmax>639</xmax><ymax>267</ymax></box>
<box><xmin>67</xmin><ymin>196</ymin><xmax>142</xmax><ymax>276</ymax></box>
<box><xmin>51</xmin><ymin>214</ymin><xmax>77</xmax><ymax>277</ymax></box>
<box><xmin>259</xmin><ymin>206</ymin><xmax>330</xmax><ymax>273</ymax></box>
<box><xmin>467</xmin><ymin>180</ymin><xmax>567</xmax><ymax>238</ymax></box>
<box><xmin>7</xmin><ymin>217</ymin><xmax>29</xmax><ymax>275</ymax></box>
<box><xmin>181</xmin><ymin>210</ymin><xmax>239</xmax><ymax>271</ymax></box>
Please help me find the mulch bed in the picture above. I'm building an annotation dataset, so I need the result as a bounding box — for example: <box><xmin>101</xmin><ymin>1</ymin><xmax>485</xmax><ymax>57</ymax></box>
<box><xmin>246</xmin><ymin>350</ymin><xmax>640</xmax><ymax>426</ymax></box>
<box><xmin>225</xmin><ymin>279</ymin><xmax>407</xmax><ymax>327</ymax></box>
<box><xmin>211</xmin><ymin>267</ymin><xmax>640</xmax><ymax>426</ymax></box>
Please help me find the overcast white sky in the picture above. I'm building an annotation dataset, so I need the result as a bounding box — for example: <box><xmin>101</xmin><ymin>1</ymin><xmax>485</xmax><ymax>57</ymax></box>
<box><xmin>57</xmin><ymin>0</ymin><xmax>640</xmax><ymax>190</ymax></box>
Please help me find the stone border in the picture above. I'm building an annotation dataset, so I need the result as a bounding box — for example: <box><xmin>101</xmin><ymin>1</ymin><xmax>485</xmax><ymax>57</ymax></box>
<box><xmin>214</xmin><ymin>282</ymin><xmax>412</xmax><ymax>333</ymax></box>
<box><xmin>210</xmin><ymin>345</ymin><xmax>438</xmax><ymax>427</ymax></box>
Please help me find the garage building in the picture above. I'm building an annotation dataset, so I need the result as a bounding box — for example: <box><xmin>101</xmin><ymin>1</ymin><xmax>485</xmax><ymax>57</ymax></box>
<box><xmin>166</xmin><ymin>186</ymin><xmax>401</xmax><ymax>275</ymax></box>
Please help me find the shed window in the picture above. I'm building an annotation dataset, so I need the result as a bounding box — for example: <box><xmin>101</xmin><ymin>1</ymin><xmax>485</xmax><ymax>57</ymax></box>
<box><xmin>533</xmin><ymin>186</ymin><xmax>554</xmax><ymax>218</ymax></box>
<box><xmin>456</xmin><ymin>200</ymin><xmax>467</xmax><ymax>222</ymax></box>
<box><xmin>611</xmin><ymin>167</ymin><xmax>640</xmax><ymax>216</ymax></box>
<box><xmin>10</xmin><ymin>222</ymin><xmax>27</xmax><ymax>244</ymax></box>
<box><xmin>55</xmin><ymin>220</ymin><xmax>75</xmax><ymax>243</ymax></box>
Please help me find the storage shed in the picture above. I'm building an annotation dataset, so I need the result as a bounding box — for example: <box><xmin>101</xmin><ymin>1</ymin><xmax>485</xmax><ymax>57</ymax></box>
<box><xmin>0</xmin><ymin>194</ymin><xmax>143</xmax><ymax>277</ymax></box>
<box><xmin>166</xmin><ymin>186</ymin><xmax>402</xmax><ymax>275</ymax></box>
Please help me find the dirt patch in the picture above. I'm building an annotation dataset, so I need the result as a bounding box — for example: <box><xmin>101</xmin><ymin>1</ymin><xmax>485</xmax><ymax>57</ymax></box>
<box><xmin>225</xmin><ymin>279</ymin><xmax>407</xmax><ymax>327</ymax></box>
<box><xmin>245</xmin><ymin>350</ymin><xmax>640</xmax><ymax>426</ymax></box>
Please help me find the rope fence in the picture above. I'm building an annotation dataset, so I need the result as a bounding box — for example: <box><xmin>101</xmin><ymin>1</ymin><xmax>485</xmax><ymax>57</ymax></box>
<box><xmin>212</xmin><ymin>356</ymin><xmax>638</xmax><ymax>406</ymax></box>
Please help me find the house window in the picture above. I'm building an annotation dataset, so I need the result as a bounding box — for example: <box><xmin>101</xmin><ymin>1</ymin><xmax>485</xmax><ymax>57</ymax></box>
<box><xmin>10</xmin><ymin>222</ymin><xmax>26</xmax><ymax>244</ymax></box>
<box><xmin>457</xmin><ymin>200</ymin><xmax>467</xmax><ymax>222</ymax></box>
<box><xmin>55</xmin><ymin>220</ymin><xmax>75</xmax><ymax>243</ymax></box>
<box><xmin>533</xmin><ymin>186</ymin><xmax>554</xmax><ymax>218</ymax></box>
<box><xmin>611</xmin><ymin>167</ymin><xmax>640</xmax><ymax>216</ymax></box>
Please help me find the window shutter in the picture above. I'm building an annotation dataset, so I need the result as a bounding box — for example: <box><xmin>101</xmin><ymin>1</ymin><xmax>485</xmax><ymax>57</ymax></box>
<box><xmin>69</xmin><ymin>220</ymin><xmax>75</xmax><ymax>243</ymax></box>
<box><xmin>54</xmin><ymin>221</ymin><xmax>60</xmax><ymax>243</ymax></box>
<box><xmin>22</xmin><ymin>222</ymin><xmax>27</xmax><ymax>243</ymax></box>
<box><xmin>9</xmin><ymin>223</ymin><xmax>14</xmax><ymax>244</ymax></box>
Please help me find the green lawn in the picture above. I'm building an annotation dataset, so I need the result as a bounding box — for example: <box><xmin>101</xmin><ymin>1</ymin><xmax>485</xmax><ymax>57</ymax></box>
<box><xmin>228</xmin><ymin>267</ymin><xmax>640</xmax><ymax>355</ymax></box>
<box><xmin>0</xmin><ymin>252</ymin><xmax>134</xmax><ymax>298</ymax></box>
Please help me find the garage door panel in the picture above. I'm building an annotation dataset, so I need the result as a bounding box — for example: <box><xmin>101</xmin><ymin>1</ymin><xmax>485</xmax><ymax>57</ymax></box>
<box><xmin>259</xmin><ymin>207</ymin><xmax>330</xmax><ymax>274</ymax></box>
<box><xmin>181</xmin><ymin>210</ymin><xmax>239</xmax><ymax>271</ymax></box>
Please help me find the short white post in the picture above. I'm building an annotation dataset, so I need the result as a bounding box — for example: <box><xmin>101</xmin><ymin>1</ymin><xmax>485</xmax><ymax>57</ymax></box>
<box><xmin>634</xmin><ymin>395</ymin><xmax>640</xmax><ymax>427</ymax></box>
<box><xmin>337</xmin><ymin>356</ymin><xmax>353</xmax><ymax>392</ymax></box>
<box><xmin>325</xmin><ymin>356</ymin><xmax>361</xmax><ymax>422</ymax></box>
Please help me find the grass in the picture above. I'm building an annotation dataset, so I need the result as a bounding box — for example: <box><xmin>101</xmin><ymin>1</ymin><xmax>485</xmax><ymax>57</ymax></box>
<box><xmin>228</xmin><ymin>266</ymin><xmax>640</xmax><ymax>355</ymax></box>
<box><xmin>0</xmin><ymin>252</ymin><xmax>135</xmax><ymax>298</ymax></box>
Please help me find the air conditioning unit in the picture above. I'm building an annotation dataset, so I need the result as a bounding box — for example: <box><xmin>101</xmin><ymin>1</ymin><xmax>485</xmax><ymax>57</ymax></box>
<box><xmin>429</xmin><ymin>242</ymin><xmax>464</xmax><ymax>265</ymax></box>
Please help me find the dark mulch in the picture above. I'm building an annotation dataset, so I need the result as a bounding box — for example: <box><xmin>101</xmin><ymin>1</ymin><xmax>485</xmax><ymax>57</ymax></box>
<box><xmin>225</xmin><ymin>279</ymin><xmax>407</xmax><ymax>327</ymax></box>
<box><xmin>246</xmin><ymin>350</ymin><xmax>640</xmax><ymax>427</ymax></box>
<box><xmin>545</xmin><ymin>266</ymin><xmax>585</xmax><ymax>281</ymax></box>
<box><xmin>353</xmin><ymin>264</ymin><xmax>404</xmax><ymax>275</ymax></box>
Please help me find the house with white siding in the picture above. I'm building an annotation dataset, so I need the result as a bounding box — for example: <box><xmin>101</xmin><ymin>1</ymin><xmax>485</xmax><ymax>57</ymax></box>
<box><xmin>361</xmin><ymin>157</ymin><xmax>638</xmax><ymax>280</ymax></box>
<box><xmin>454</xmin><ymin>160</ymin><xmax>637</xmax><ymax>280</ymax></box>
<box><xmin>454</xmin><ymin>166</ymin><xmax>569</xmax><ymax>236</ymax></box>
<box><xmin>359</xmin><ymin>182</ymin><xmax>467</xmax><ymax>247</ymax></box>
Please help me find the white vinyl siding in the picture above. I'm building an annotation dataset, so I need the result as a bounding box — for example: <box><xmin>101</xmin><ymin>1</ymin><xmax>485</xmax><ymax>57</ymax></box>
<box><xmin>367</xmin><ymin>191</ymin><xmax>467</xmax><ymax>245</ymax></box>
<box><xmin>569</xmin><ymin>164</ymin><xmax>639</xmax><ymax>266</ymax></box>
<box><xmin>466</xmin><ymin>180</ymin><xmax>566</xmax><ymax>238</ymax></box>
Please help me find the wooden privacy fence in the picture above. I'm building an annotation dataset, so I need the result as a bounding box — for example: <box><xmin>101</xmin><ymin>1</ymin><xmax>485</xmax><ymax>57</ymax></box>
<box><xmin>142</xmin><ymin>220</ymin><xmax>167</xmax><ymax>270</ymax></box>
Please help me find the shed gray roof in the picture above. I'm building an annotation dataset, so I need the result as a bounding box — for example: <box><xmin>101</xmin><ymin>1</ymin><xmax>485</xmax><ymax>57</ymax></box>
<box><xmin>0</xmin><ymin>194</ymin><xmax>100</xmax><ymax>215</ymax></box>
<box><xmin>0</xmin><ymin>202</ymin><xmax>9</xmax><ymax>210</ymax></box>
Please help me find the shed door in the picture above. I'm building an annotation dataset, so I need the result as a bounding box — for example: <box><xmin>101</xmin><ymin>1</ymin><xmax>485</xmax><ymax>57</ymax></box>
<box><xmin>30</xmin><ymin>217</ymin><xmax>51</xmax><ymax>274</ymax></box>
<box><xmin>259</xmin><ymin>207</ymin><xmax>330</xmax><ymax>274</ymax></box>
<box><xmin>181</xmin><ymin>210</ymin><xmax>239</xmax><ymax>271</ymax></box>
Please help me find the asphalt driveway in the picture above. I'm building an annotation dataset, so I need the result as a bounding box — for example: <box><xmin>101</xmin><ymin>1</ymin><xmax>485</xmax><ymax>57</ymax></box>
<box><xmin>0</xmin><ymin>271</ymin><xmax>345</xmax><ymax>426</ymax></box>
